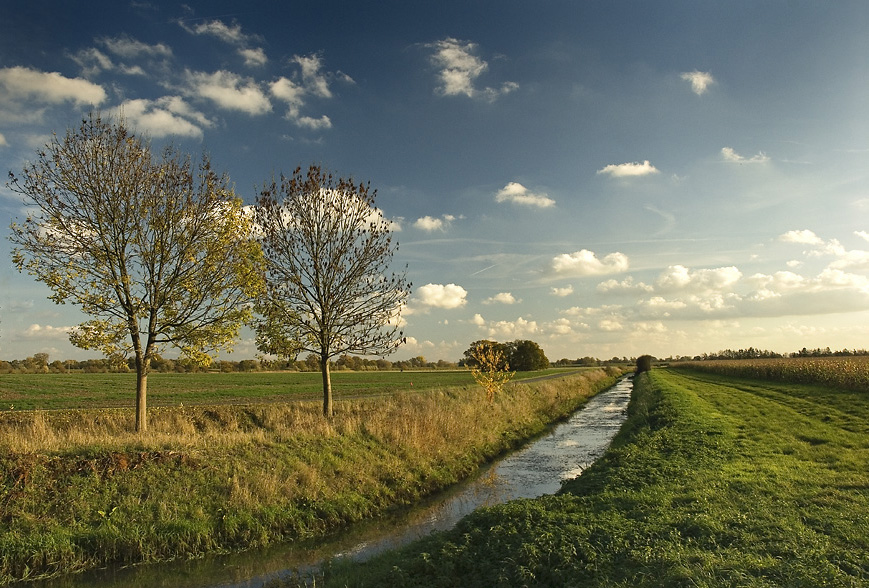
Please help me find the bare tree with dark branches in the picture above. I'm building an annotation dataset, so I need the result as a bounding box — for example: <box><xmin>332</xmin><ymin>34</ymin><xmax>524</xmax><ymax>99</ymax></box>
<box><xmin>254</xmin><ymin>165</ymin><xmax>410</xmax><ymax>417</ymax></box>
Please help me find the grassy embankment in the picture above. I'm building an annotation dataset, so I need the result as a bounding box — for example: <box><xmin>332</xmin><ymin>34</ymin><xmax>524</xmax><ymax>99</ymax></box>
<box><xmin>0</xmin><ymin>367</ymin><xmax>622</xmax><ymax>583</ymax></box>
<box><xmin>314</xmin><ymin>366</ymin><xmax>869</xmax><ymax>587</ymax></box>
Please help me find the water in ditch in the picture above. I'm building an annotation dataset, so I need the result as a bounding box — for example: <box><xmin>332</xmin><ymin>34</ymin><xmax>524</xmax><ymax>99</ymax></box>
<box><xmin>25</xmin><ymin>376</ymin><xmax>633</xmax><ymax>588</ymax></box>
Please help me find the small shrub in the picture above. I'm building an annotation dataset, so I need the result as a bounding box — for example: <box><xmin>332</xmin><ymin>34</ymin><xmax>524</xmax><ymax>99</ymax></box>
<box><xmin>469</xmin><ymin>343</ymin><xmax>515</xmax><ymax>403</ymax></box>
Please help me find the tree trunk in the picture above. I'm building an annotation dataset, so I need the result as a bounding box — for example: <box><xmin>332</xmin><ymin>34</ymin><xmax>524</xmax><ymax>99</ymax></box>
<box><xmin>134</xmin><ymin>351</ymin><xmax>150</xmax><ymax>433</ymax></box>
<box><xmin>135</xmin><ymin>365</ymin><xmax>148</xmax><ymax>433</ymax></box>
<box><xmin>321</xmin><ymin>355</ymin><xmax>333</xmax><ymax>417</ymax></box>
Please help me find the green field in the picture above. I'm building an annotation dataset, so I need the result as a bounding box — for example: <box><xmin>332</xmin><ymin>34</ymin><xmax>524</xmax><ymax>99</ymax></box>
<box><xmin>0</xmin><ymin>369</ymin><xmax>579</xmax><ymax>411</ymax></box>
<box><xmin>316</xmin><ymin>368</ymin><xmax>869</xmax><ymax>587</ymax></box>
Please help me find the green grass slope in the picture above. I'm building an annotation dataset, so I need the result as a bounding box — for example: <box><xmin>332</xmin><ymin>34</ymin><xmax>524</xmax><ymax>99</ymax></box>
<box><xmin>318</xmin><ymin>369</ymin><xmax>869</xmax><ymax>587</ymax></box>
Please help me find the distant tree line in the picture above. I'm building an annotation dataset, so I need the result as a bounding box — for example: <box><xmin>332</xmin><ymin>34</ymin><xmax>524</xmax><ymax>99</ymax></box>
<box><xmin>0</xmin><ymin>353</ymin><xmax>459</xmax><ymax>375</ymax></box>
<box><xmin>674</xmin><ymin>347</ymin><xmax>869</xmax><ymax>361</ymax></box>
<box><xmin>553</xmin><ymin>356</ymin><xmax>633</xmax><ymax>367</ymax></box>
<box><xmin>791</xmin><ymin>347</ymin><xmax>869</xmax><ymax>358</ymax></box>
<box><xmin>9</xmin><ymin>345</ymin><xmax>865</xmax><ymax>375</ymax></box>
<box><xmin>257</xmin><ymin>354</ymin><xmax>458</xmax><ymax>372</ymax></box>
<box><xmin>687</xmin><ymin>348</ymin><xmax>785</xmax><ymax>361</ymax></box>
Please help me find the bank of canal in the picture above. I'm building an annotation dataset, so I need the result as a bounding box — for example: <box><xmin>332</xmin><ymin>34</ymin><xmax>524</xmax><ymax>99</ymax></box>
<box><xmin>23</xmin><ymin>376</ymin><xmax>634</xmax><ymax>588</ymax></box>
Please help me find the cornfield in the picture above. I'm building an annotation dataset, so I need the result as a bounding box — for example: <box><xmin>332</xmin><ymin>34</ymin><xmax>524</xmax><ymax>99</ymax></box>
<box><xmin>672</xmin><ymin>356</ymin><xmax>869</xmax><ymax>393</ymax></box>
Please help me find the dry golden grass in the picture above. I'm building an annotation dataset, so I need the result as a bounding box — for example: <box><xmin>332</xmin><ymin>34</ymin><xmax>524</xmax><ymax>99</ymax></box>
<box><xmin>0</xmin><ymin>369</ymin><xmax>613</xmax><ymax>458</ymax></box>
<box><xmin>0</xmin><ymin>370</ymin><xmax>620</xmax><ymax>517</ymax></box>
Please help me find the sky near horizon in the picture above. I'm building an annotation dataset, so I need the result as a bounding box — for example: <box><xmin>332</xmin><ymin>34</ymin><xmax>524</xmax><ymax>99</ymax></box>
<box><xmin>1</xmin><ymin>1</ymin><xmax>869</xmax><ymax>363</ymax></box>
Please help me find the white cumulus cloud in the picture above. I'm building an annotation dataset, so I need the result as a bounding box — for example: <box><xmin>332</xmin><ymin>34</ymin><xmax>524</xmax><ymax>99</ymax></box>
<box><xmin>550</xmin><ymin>250</ymin><xmax>629</xmax><ymax>277</ymax></box>
<box><xmin>494</xmin><ymin>182</ymin><xmax>555</xmax><ymax>208</ymax></box>
<box><xmin>269</xmin><ymin>54</ymin><xmax>348</xmax><ymax>128</ymax></box>
<box><xmin>416</xmin><ymin>283</ymin><xmax>468</xmax><ymax>309</ymax></box>
<box><xmin>179</xmin><ymin>18</ymin><xmax>255</xmax><ymax>45</ymax></box>
<box><xmin>270</xmin><ymin>77</ymin><xmax>305</xmax><ymax>115</ymax></box>
<box><xmin>22</xmin><ymin>324</ymin><xmax>75</xmax><ymax>339</ymax></box>
<box><xmin>597</xmin><ymin>276</ymin><xmax>654</xmax><ymax>293</ymax></box>
<box><xmin>0</xmin><ymin>66</ymin><xmax>106</xmax><ymax>110</ymax></box>
<box><xmin>73</xmin><ymin>36</ymin><xmax>172</xmax><ymax>77</ymax></box>
<box><xmin>680</xmin><ymin>70</ymin><xmax>715</xmax><ymax>95</ymax></box>
<box><xmin>239</xmin><ymin>47</ymin><xmax>268</xmax><ymax>67</ymax></box>
<box><xmin>70</xmin><ymin>47</ymin><xmax>115</xmax><ymax>77</ymax></box>
<box><xmin>596</xmin><ymin>160</ymin><xmax>659</xmax><ymax>178</ymax></box>
<box><xmin>551</xmin><ymin>285</ymin><xmax>574</xmax><ymax>297</ymax></box>
<box><xmin>598</xmin><ymin>318</ymin><xmax>624</xmax><ymax>332</ymax></box>
<box><xmin>426</xmin><ymin>37</ymin><xmax>518</xmax><ymax>101</ymax></box>
<box><xmin>745</xmin><ymin>271</ymin><xmax>807</xmax><ymax>299</ymax></box>
<box><xmin>293</xmin><ymin>54</ymin><xmax>334</xmax><ymax>99</ymax></box>
<box><xmin>178</xmin><ymin>19</ymin><xmax>268</xmax><ymax>67</ymax></box>
<box><xmin>483</xmin><ymin>292</ymin><xmax>518</xmax><ymax>305</ymax></box>
<box><xmin>414</xmin><ymin>214</ymin><xmax>456</xmax><ymax>232</ymax></box>
<box><xmin>101</xmin><ymin>35</ymin><xmax>173</xmax><ymax>59</ymax></box>
<box><xmin>185</xmin><ymin>70</ymin><xmax>272</xmax><ymax>115</ymax></box>
<box><xmin>779</xmin><ymin>229</ymin><xmax>824</xmax><ymax>246</ymax></box>
<box><xmin>483</xmin><ymin>316</ymin><xmax>539</xmax><ymax>339</ymax></box>
<box><xmin>640</xmin><ymin>296</ymin><xmax>688</xmax><ymax>312</ymax></box>
<box><xmin>297</xmin><ymin>115</ymin><xmax>332</xmax><ymax>130</ymax></box>
<box><xmin>827</xmin><ymin>247</ymin><xmax>869</xmax><ymax>272</ymax></box>
<box><xmin>655</xmin><ymin>265</ymin><xmax>742</xmax><ymax>293</ymax></box>
<box><xmin>118</xmin><ymin>96</ymin><xmax>211</xmax><ymax>138</ymax></box>
<box><xmin>548</xmin><ymin>317</ymin><xmax>576</xmax><ymax>335</ymax></box>
<box><xmin>721</xmin><ymin>147</ymin><xmax>770</xmax><ymax>164</ymax></box>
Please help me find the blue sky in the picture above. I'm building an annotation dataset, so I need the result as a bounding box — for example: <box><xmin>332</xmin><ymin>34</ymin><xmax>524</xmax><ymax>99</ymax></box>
<box><xmin>2</xmin><ymin>1</ymin><xmax>869</xmax><ymax>363</ymax></box>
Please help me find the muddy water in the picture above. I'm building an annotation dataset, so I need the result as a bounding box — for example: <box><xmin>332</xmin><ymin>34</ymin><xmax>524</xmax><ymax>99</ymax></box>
<box><xmin>26</xmin><ymin>376</ymin><xmax>633</xmax><ymax>588</ymax></box>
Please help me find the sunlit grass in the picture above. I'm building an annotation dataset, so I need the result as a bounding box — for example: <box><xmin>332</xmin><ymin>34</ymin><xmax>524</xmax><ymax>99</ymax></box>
<box><xmin>0</xmin><ymin>368</ymin><xmax>621</xmax><ymax>583</ymax></box>
<box><xmin>316</xmin><ymin>369</ymin><xmax>869</xmax><ymax>587</ymax></box>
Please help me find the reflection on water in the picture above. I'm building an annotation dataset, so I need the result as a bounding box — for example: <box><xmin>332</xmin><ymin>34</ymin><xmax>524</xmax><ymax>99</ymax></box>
<box><xmin>24</xmin><ymin>377</ymin><xmax>633</xmax><ymax>588</ymax></box>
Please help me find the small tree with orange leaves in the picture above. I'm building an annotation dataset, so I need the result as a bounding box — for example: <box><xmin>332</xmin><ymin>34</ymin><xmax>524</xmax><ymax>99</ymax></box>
<box><xmin>469</xmin><ymin>341</ymin><xmax>515</xmax><ymax>404</ymax></box>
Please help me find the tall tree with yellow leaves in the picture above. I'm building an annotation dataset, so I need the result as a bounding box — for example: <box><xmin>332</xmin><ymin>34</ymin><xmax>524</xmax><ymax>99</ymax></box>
<box><xmin>9</xmin><ymin>113</ymin><xmax>263</xmax><ymax>432</ymax></box>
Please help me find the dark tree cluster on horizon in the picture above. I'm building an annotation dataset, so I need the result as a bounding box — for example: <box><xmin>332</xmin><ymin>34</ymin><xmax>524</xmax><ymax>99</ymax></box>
<box><xmin>460</xmin><ymin>339</ymin><xmax>550</xmax><ymax>372</ymax></box>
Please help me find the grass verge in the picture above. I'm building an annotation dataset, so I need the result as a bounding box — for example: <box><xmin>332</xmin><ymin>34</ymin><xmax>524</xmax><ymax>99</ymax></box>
<box><xmin>313</xmin><ymin>369</ymin><xmax>869</xmax><ymax>587</ymax></box>
<box><xmin>0</xmin><ymin>368</ymin><xmax>622</xmax><ymax>584</ymax></box>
